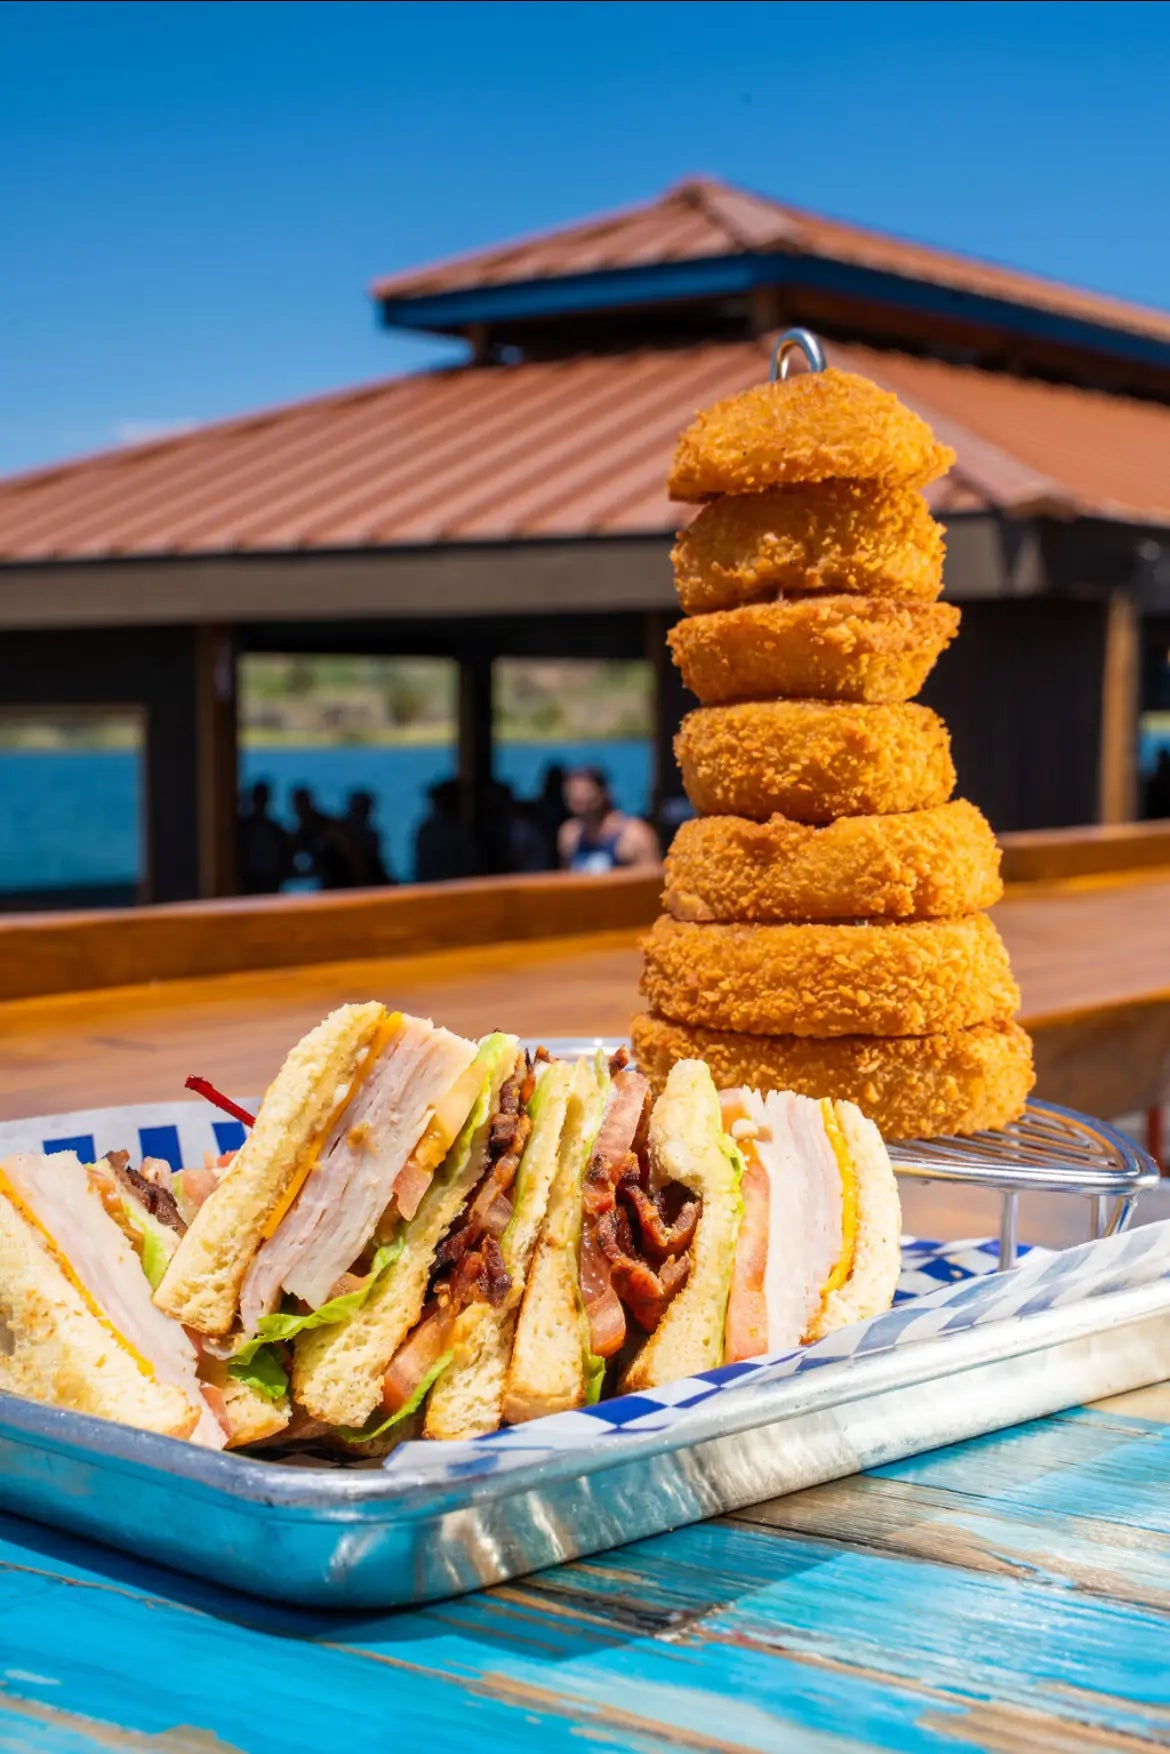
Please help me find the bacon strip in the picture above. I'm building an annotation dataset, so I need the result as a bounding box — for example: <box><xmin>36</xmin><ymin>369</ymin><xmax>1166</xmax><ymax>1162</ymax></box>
<box><xmin>620</xmin><ymin>1181</ymin><xmax>699</xmax><ymax>1261</ymax></box>
<box><xmin>578</xmin><ymin>1071</ymin><xmax>650</xmax><ymax>1355</ymax></box>
<box><xmin>579</xmin><ymin>1221</ymin><xmax>628</xmax><ymax>1356</ymax></box>
<box><xmin>435</xmin><ymin>1052</ymin><xmax>536</xmax><ymax>1290</ymax></box>
<box><xmin>598</xmin><ymin>1206</ymin><xmax>692</xmax><ymax>1334</ymax></box>
<box><xmin>576</xmin><ymin>1069</ymin><xmax>700</xmax><ymax>1352</ymax></box>
<box><xmin>428</xmin><ymin>1055</ymin><xmax>532</xmax><ymax>1317</ymax></box>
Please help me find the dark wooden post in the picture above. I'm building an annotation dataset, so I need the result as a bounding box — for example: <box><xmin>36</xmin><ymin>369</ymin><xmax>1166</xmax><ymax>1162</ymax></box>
<box><xmin>645</xmin><ymin>608</ymin><xmax>692</xmax><ymax>847</ymax></box>
<box><xmin>1098</xmin><ymin>593</ymin><xmax>1140</xmax><ymax>823</ymax></box>
<box><xmin>457</xmin><ymin>647</ymin><xmax>495</xmax><ymax>872</ymax></box>
<box><xmin>195</xmin><ymin>625</ymin><xmax>239</xmax><ymax>897</ymax></box>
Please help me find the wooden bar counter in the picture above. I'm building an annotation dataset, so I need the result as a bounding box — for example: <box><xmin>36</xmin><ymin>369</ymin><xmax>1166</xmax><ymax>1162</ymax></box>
<box><xmin>4</xmin><ymin>850</ymin><xmax>1170</xmax><ymax>1122</ymax></box>
<box><xmin>3</xmin><ymin>842</ymin><xmax>1170</xmax><ymax>1248</ymax></box>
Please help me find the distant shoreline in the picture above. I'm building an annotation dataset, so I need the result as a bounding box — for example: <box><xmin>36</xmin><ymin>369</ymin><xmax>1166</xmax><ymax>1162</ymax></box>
<box><xmin>0</xmin><ymin>728</ymin><xmax>647</xmax><ymax>754</ymax></box>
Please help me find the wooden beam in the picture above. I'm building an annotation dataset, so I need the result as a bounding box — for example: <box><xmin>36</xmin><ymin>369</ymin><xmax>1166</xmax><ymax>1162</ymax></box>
<box><xmin>1098</xmin><ymin>592</ymin><xmax>1140</xmax><ymax>823</ymax></box>
<box><xmin>1030</xmin><ymin>994</ymin><xmax>1170</xmax><ymax>1119</ymax></box>
<box><xmin>0</xmin><ymin>625</ymin><xmax>208</xmax><ymax>906</ymax></box>
<box><xmin>0</xmin><ymin>518</ymin><xmax>1008</xmax><ymax>634</ymax></box>
<box><xmin>0</xmin><ymin>869</ymin><xmax>661</xmax><ymax>1002</ymax></box>
<box><xmin>0</xmin><ymin>540</ymin><xmax>678</xmax><ymax>631</ymax></box>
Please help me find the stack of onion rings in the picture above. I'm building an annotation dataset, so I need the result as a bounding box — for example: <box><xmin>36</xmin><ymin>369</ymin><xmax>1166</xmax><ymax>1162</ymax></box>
<box><xmin>637</xmin><ymin>355</ymin><xmax>1033</xmax><ymax>1137</ymax></box>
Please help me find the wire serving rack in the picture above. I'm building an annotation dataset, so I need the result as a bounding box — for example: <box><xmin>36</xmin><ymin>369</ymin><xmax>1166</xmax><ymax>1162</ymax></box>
<box><xmin>891</xmin><ymin>1100</ymin><xmax>1159</xmax><ymax>1267</ymax></box>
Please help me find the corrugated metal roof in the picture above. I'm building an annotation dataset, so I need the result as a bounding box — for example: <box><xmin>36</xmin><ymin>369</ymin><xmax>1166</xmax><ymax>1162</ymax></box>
<box><xmin>3</xmin><ymin>337</ymin><xmax>1170</xmax><ymax>566</ymax></box>
<box><xmin>373</xmin><ymin>177</ymin><xmax>1170</xmax><ymax>348</ymax></box>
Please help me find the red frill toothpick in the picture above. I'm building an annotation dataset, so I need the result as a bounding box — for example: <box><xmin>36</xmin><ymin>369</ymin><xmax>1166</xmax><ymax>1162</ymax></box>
<box><xmin>185</xmin><ymin>1076</ymin><xmax>256</xmax><ymax>1129</ymax></box>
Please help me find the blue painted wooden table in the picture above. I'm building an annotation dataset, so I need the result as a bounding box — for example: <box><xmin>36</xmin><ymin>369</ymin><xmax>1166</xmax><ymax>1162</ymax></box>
<box><xmin>2</xmin><ymin>1386</ymin><xmax>1168</xmax><ymax>1753</ymax></box>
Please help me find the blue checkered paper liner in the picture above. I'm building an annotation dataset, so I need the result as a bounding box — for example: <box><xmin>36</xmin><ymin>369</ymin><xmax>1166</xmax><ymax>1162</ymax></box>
<box><xmin>3</xmin><ymin>1100</ymin><xmax>1167</xmax><ymax>1484</ymax></box>
<box><xmin>0</xmin><ymin>1098</ymin><xmax>258</xmax><ymax>1174</ymax></box>
<box><xmin>385</xmin><ymin>1219</ymin><xmax>1170</xmax><ymax>1484</ymax></box>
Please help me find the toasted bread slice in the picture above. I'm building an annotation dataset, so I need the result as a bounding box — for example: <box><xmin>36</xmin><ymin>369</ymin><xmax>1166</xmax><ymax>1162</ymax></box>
<box><xmin>620</xmin><ymin>1061</ymin><xmax>743</xmax><ymax>1394</ymax></box>
<box><xmin>154</xmin><ymin>1002</ymin><xmax>387</xmax><ymax>1335</ymax></box>
<box><xmin>195</xmin><ymin>1354</ymin><xmax>291</xmax><ymax>1447</ymax></box>
<box><xmin>805</xmin><ymin>1103</ymin><xmax>901</xmax><ymax>1341</ymax></box>
<box><xmin>502</xmin><ymin>1058</ymin><xmax>606</xmax><ymax>1424</ymax></box>
<box><xmin>424</xmin><ymin>1060</ymin><xmax>575</xmax><ymax>1440</ymax></box>
<box><xmin>292</xmin><ymin>1035</ymin><xmax>521</xmax><ymax>1428</ymax></box>
<box><xmin>0</xmin><ymin>1191</ymin><xmax>198</xmax><ymax>1438</ymax></box>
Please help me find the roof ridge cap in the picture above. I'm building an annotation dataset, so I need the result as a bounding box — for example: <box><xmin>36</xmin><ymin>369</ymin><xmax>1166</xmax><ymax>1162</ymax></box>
<box><xmin>686</xmin><ymin>176</ymin><xmax>806</xmax><ymax>252</ymax></box>
<box><xmin>371</xmin><ymin>185</ymin><xmax>672</xmax><ymax>301</ymax></box>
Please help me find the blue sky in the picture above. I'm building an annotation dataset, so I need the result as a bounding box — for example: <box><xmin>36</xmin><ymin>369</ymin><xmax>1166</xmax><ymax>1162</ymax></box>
<box><xmin>3</xmin><ymin>0</ymin><xmax>1169</xmax><ymax>477</ymax></box>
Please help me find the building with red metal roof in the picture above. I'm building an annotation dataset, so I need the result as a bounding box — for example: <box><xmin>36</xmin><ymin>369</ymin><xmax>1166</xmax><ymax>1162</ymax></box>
<box><xmin>3</xmin><ymin>177</ymin><xmax>1170</xmax><ymax>901</ymax></box>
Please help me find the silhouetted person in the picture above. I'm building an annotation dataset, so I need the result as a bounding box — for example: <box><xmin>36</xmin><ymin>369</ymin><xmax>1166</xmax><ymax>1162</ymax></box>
<box><xmin>340</xmin><ymin>790</ymin><xmax>393</xmax><ymax>887</ymax></box>
<box><xmin>508</xmin><ymin>792</ymin><xmax>548</xmax><ymax>873</ymax></box>
<box><xmin>1147</xmin><ymin>749</ymin><xmax>1170</xmax><ymax>819</ymax></box>
<box><xmin>481</xmin><ymin>779</ymin><xmax>517</xmax><ymax>875</ymax></box>
<box><xmin>535</xmin><ymin>761</ymin><xmax>570</xmax><ymax>865</ymax></box>
<box><xmin>558</xmin><ymin>766</ymin><xmax>660</xmax><ymax>871</ymax></box>
<box><xmin>414</xmin><ymin>778</ymin><xmax>474</xmax><ymax>882</ymax></box>
<box><xmin>237</xmin><ymin>780</ymin><xmax>292</xmax><ymax>894</ymax></box>
<box><xmin>290</xmin><ymin>786</ymin><xmax>332</xmax><ymax>883</ymax></box>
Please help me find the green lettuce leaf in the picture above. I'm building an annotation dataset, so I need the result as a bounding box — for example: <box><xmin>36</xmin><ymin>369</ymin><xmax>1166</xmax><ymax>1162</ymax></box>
<box><xmin>720</xmin><ymin>1135</ymin><xmax>747</xmax><ymax>1195</ymax></box>
<box><xmin>120</xmin><ymin>1196</ymin><xmax>177</xmax><ymax>1292</ymax></box>
<box><xmin>139</xmin><ymin>1224</ymin><xmax>173</xmax><ymax>1292</ymax></box>
<box><xmin>584</xmin><ymin>1350</ymin><xmax>607</xmax><ymax>1405</ymax></box>
<box><xmin>335</xmin><ymin>1349</ymin><xmax>454</xmax><ymax>1445</ymax></box>
<box><xmin>230</xmin><ymin>1237</ymin><xmax>404</xmax><ymax>1370</ymax></box>
<box><xmin>428</xmin><ymin>1032</ymin><xmax>517</xmax><ymax>1205</ymax></box>
<box><xmin>499</xmin><ymin>1055</ymin><xmax>568</xmax><ymax>1260</ymax></box>
<box><xmin>227</xmin><ymin>1345</ymin><xmax>289</xmax><ymax>1403</ymax></box>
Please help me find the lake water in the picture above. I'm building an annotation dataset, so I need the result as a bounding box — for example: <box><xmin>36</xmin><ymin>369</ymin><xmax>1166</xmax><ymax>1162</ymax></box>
<box><xmin>0</xmin><ymin>739</ymin><xmax>653</xmax><ymax>894</ymax></box>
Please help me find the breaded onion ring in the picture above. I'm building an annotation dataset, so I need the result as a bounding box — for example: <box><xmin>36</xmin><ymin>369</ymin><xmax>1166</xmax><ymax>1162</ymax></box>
<box><xmin>676</xmin><ymin>701</ymin><xmax>955</xmax><ymax>823</ymax></box>
<box><xmin>664</xmin><ymin>801</ymin><xmax>1003</xmax><ymax>924</ymax></box>
<box><xmin>668</xmin><ymin>369</ymin><xmax>955</xmax><ymax>501</ymax></box>
<box><xmin>631</xmin><ymin>1014</ymin><xmax>1035</xmax><ymax>1140</ymax></box>
<box><xmin>640</xmin><ymin>914</ymin><xmax>1018</xmax><ymax>1039</ymax></box>
<box><xmin>668</xmin><ymin>597</ymin><xmax>960</xmax><ymax>706</ymax></box>
<box><xmin>672</xmin><ymin>482</ymin><xmax>944</xmax><ymax>614</ymax></box>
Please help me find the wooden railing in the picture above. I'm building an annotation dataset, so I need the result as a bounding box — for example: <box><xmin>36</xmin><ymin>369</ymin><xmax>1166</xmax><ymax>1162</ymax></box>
<box><xmin>4</xmin><ymin>819</ymin><xmax>1170</xmax><ymax>1004</ymax></box>
<box><xmin>0</xmin><ymin>869</ymin><xmax>662</xmax><ymax>1002</ymax></box>
<box><xmin>1000</xmin><ymin>820</ymin><xmax>1170</xmax><ymax>885</ymax></box>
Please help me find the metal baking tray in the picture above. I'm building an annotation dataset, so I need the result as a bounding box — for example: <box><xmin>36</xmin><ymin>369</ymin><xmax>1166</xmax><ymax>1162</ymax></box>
<box><xmin>0</xmin><ymin>1051</ymin><xmax>1164</xmax><ymax>1607</ymax></box>
<box><xmin>1</xmin><ymin>1262</ymin><xmax>1168</xmax><ymax>1607</ymax></box>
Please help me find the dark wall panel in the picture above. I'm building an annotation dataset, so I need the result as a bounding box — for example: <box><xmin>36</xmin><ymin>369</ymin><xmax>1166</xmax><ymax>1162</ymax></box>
<box><xmin>0</xmin><ymin>626</ymin><xmax>204</xmax><ymax>902</ymax></box>
<box><xmin>920</xmin><ymin>599</ymin><xmax>1105</xmax><ymax>831</ymax></box>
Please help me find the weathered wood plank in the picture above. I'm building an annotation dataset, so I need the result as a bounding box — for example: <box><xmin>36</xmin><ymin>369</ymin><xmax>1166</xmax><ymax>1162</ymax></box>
<box><xmin>734</xmin><ymin>1473</ymin><xmax>1170</xmax><ymax>1611</ymax></box>
<box><xmin>2</xmin><ymin>1460</ymin><xmax>1170</xmax><ymax>1754</ymax></box>
<box><xmin>0</xmin><ymin>932</ymin><xmax>643</xmax><ymax>1120</ymax></box>
<box><xmin>863</xmin><ymin>1407</ymin><xmax>1170</xmax><ymax>1532</ymax></box>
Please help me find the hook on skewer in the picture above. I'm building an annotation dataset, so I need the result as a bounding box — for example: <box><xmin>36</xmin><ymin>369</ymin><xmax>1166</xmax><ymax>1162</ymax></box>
<box><xmin>770</xmin><ymin>327</ymin><xmax>827</xmax><ymax>381</ymax></box>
